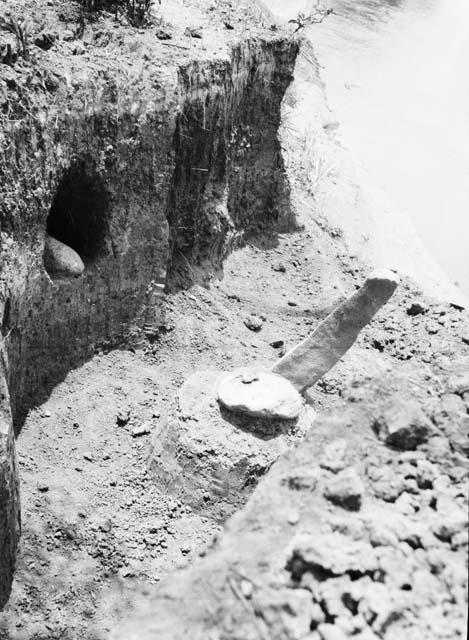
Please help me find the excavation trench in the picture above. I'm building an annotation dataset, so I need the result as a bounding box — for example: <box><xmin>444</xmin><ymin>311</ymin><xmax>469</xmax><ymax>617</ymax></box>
<box><xmin>0</xmin><ymin>27</ymin><xmax>300</xmax><ymax>624</ymax></box>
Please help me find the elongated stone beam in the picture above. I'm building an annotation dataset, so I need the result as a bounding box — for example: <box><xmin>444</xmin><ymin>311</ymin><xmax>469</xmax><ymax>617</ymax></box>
<box><xmin>0</xmin><ymin>340</ymin><xmax>20</xmax><ymax>608</ymax></box>
<box><xmin>271</xmin><ymin>269</ymin><xmax>399</xmax><ymax>391</ymax></box>
<box><xmin>44</xmin><ymin>234</ymin><xmax>85</xmax><ymax>278</ymax></box>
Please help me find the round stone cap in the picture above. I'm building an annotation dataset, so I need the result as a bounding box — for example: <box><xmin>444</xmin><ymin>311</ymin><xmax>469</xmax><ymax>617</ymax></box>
<box><xmin>217</xmin><ymin>368</ymin><xmax>304</xmax><ymax>419</ymax></box>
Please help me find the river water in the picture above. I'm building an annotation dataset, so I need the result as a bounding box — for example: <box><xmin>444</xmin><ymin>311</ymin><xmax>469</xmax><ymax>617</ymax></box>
<box><xmin>266</xmin><ymin>0</ymin><xmax>469</xmax><ymax>296</ymax></box>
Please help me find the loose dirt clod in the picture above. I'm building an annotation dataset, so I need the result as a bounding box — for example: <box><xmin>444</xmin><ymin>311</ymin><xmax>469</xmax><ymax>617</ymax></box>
<box><xmin>323</xmin><ymin>467</ymin><xmax>365</xmax><ymax>511</ymax></box>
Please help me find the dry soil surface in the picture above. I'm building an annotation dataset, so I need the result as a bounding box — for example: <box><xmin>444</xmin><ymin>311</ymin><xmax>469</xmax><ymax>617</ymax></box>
<box><xmin>1</xmin><ymin>203</ymin><xmax>468</xmax><ymax>638</ymax></box>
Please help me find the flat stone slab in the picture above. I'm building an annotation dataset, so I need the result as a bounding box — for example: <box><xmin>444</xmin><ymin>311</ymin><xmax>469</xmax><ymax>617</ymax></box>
<box><xmin>217</xmin><ymin>368</ymin><xmax>304</xmax><ymax>419</ymax></box>
<box><xmin>272</xmin><ymin>269</ymin><xmax>399</xmax><ymax>391</ymax></box>
<box><xmin>44</xmin><ymin>234</ymin><xmax>85</xmax><ymax>278</ymax></box>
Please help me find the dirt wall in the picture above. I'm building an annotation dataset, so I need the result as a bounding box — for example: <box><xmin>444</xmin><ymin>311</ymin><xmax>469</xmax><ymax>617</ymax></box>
<box><xmin>0</xmin><ymin>39</ymin><xmax>297</xmax><ymax>426</ymax></box>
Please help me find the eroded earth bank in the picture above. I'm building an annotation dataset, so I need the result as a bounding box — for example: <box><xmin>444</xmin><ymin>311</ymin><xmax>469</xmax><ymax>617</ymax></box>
<box><xmin>0</xmin><ymin>1</ymin><xmax>468</xmax><ymax>639</ymax></box>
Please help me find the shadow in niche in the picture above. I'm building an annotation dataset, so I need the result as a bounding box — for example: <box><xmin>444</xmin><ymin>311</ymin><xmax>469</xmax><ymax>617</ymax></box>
<box><xmin>46</xmin><ymin>161</ymin><xmax>109</xmax><ymax>263</ymax></box>
<box><xmin>9</xmin><ymin>161</ymin><xmax>114</xmax><ymax>434</ymax></box>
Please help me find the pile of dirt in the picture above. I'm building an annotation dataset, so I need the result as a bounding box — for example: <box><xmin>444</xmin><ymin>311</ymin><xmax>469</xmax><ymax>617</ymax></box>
<box><xmin>110</xmin><ymin>332</ymin><xmax>469</xmax><ymax>640</ymax></box>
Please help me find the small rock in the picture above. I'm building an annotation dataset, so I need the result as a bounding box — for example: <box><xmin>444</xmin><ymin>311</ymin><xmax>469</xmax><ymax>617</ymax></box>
<box><xmin>148</xmin><ymin>519</ymin><xmax>165</xmax><ymax>533</ymax></box>
<box><xmin>323</xmin><ymin>467</ymin><xmax>365</xmax><ymax>511</ymax></box>
<box><xmin>394</xmin><ymin>491</ymin><xmax>418</xmax><ymax>514</ymax></box>
<box><xmin>44</xmin><ymin>71</ymin><xmax>62</xmax><ymax>93</ymax></box>
<box><xmin>425</xmin><ymin>435</ymin><xmax>451</xmax><ymax>459</ymax></box>
<box><xmin>83</xmin><ymin>453</ymin><xmax>94</xmax><ymax>462</ymax></box>
<box><xmin>155</xmin><ymin>29</ymin><xmax>172</xmax><ymax>40</ymax></box>
<box><xmin>240</xmin><ymin>580</ymin><xmax>253</xmax><ymax>599</ymax></box>
<box><xmin>446</xmin><ymin>372</ymin><xmax>469</xmax><ymax>396</ymax></box>
<box><xmin>254</xmin><ymin>585</ymin><xmax>315</xmax><ymax>638</ymax></box>
<box><xmin>269</xmin><ymin>338</ymin><xmax>284</xmax><ymax>349</ymax></box>
<box><xmin>272</xmin><ymin>263</ymin><xmax>286</xmax><ymax>273</ymax></box>
<box><xmin>116</xmin><ymin>409</ymin><xmax>130</xmax><ymax>426</ymax></box>
<box><xmin>132</xmin><ymin>423</ymin><xmax>151</xmax><ymax>438</ymax></box>
<box><xmin>180</xmin><ymin>543</ymin><xmax>192</xmax><ymax>555</ymax></box>
<box><xmin>287</xmin><ymin>511</ymin><xmax>300</xmax><ymax>525</ymax></box>
<box><xmin>184</xmin><ymin>27</ymin><xmax>202</xmax><ymax>38</ymax></box>
<box><xmin>287</xmin><ymin>532</ymin><xmax>378</xmax><ymax>578</ymax></box>
<box><xmin>98</xmin><ymin>518</ymin><xmax>112</xmax><ymax>533</ymax></box>
<box><xmin>284</xmin><ymin>471</ymin><xmax>318</xmax><ymax>492</ymax></box>
<box><xmin>287</xmin><ymin>300</ymin><xmax>298</xmax><ymax>307</ymax></box>
<box><xmin>451</xmin><ymin>530</ymin><xmax>469</xmax><ymax>548</ymax></box>
<box><xmin>407</xmin><ymin>301</ymin><xmax>428</xmax><ymax>316</ymax></box>
<box><xmin>415</xmin><ymin>459</ymin><xmax>438</xmax><ymax>489</ymax></box>
<box><xmin>72</xmin><ymin>42</ymin><xmax>86</xmax><ymax>55</ymax></box>
<box><xmin>310</xmin><ymin>603</ymin><xmax>326</xmax><ymax>627</ymax></box>
<box><xmin>368</xmin><ymin>522</ymin><xmax>399</xmax><ymax>548</ymax></box>
<box><xmin>433</xmin><ymin>500</ymin><xmax>467</xmax><ymax>541</ymax></box>
<box><xmin>370</xmin><ymin>330</ymin><xmax>387</xmax><ymax>352</ymax></box>
<box><xmin>34</xmin><ymin>31</ymin><xmax>58</xmax><ymax>51</ymax></box>
<box><xmin>318</xmin><ymin>624</ymin><xmax>348</xmax><ymax>640</ymax></box>
<box><xmin>402</xmin><ymin>477</ymin><xmax>419</xmax><ymax>494</ymax></box>
<box><xmin>319</xmin><ymin>439</ymin><xmax>348</xmax><ymax>473</ymax></box>
<box><xmin>244</xmin><ymin>315</ymin><xmax>263</xmax><ymax>332</ymax></box>
<box><xmin>37</xmin><ymin>484</ymin><xmax>49</xmax><ymax>493</ymax></box>
<box><xmin>425</xmin><ymin>321</ymin><xmax>439</xmax><ymax>335</ymax></box>
<box><xmin>372</xmin><ymin>401</ymin><xmax>433</xmax><ymax>450</ymax></box>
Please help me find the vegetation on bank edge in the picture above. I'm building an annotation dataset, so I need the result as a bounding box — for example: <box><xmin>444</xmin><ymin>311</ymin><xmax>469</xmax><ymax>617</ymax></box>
<box><xmin>288</xmin><ymin>1</ymin><xmax>334</xmax><ymax>34</ymax></box>
<box><xmin>0</xmin><ymin>0</ymin><xmax>334</xmax><ymax>66</ymax></box>
<box><xmin>0</xmin><ymin>0</ymin><xmax>158</xmax><ymax>65</ymax></box>
<box><xmin>0</xmin><ymin>15</ymin><xmax>33</xmax><ymax>63</ymax></box>
<box><xmin>82</xmin><ymin>0</ymin><xmax>158</xmax><ymax>26</ymax></box>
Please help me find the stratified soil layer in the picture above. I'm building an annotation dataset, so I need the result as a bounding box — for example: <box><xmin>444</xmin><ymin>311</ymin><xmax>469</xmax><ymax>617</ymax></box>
<box><xmin>0</xmin><ymin>0</ymin><xmax>297</xmax><ymax>611</ymax></box>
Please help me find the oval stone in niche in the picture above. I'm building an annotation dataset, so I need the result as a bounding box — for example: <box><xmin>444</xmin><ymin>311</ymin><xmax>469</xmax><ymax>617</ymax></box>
<box><xmin>44</xmin><ymin>234</ymin><xmax>85</xmax><ymax>278</ymax></box>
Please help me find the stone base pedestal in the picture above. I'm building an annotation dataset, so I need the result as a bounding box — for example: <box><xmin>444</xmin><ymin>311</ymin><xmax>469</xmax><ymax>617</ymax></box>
<box><xmin>149</xmin><ymin>370</ymin><xmax>316</xmax><ymax>522</ymax></box>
